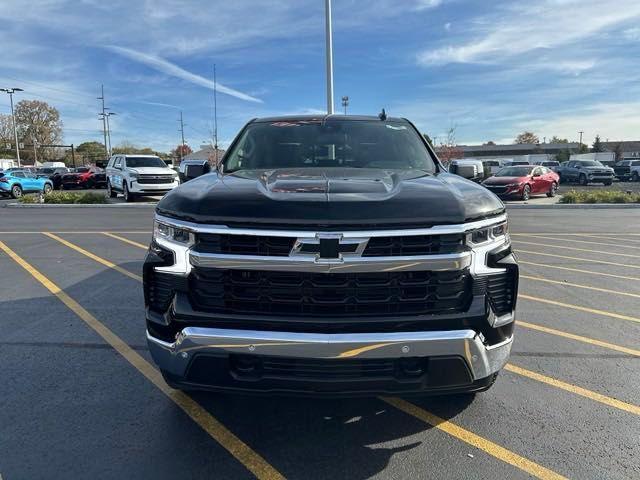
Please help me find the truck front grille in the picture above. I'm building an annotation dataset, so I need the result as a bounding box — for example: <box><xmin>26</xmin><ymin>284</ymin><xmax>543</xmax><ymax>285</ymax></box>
<box><xmin>188</xmin><ymin>267</ymin><xmax>472</xmax><ymax>317</ymax></box>
<box><xmin>137</xmin><ymin>175</ymin><xmax>175</xmax><ymax>184</ymax></box>
<box><xmin>195</xmin><ymin>233</ymin><xmax>464</xmax><ymax>257</ymax></box>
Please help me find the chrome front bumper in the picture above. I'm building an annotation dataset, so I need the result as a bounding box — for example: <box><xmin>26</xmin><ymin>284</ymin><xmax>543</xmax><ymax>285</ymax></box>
<box><xmin>147</xmin><ymin>327</ymin><xmax>513</xmax><ymax>381</ymax></box>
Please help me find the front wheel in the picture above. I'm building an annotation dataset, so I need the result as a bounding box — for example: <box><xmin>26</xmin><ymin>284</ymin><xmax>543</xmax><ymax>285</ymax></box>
<box><xmin>107</xmin><ymin>180</ymin><xmax>117</xmax><ymax>198</ymax></box>
<box><xmin>123</xmin><ymin>183</ymin><xmax>135</xmax><ymax>202</ymax></box>
<box><xmin>632</xmin><ymin>172</ymin><xmax>639</xmax><ymax>182</ymax></box>
<box><xmin>546</xmin><ymin>182</ymin><xmax>558</xmax><ymax>197</ymax></box>
<box><xmin>11</xmin><ymin>185</ymin><xmax>22</xmax><ymax>199</ymax></box>
<box><xmin>521</xmin><ymin>184</ymin><xmax>531</xmax><ymax>201</ymax></box>
<box><xmin>579</xmin><ymin>174</ymin><xmax>588</xmax><ymax>186</ymax></box>
<box><xmin>43</xmin><ymin>183</ymin><xmax>52</xmax><ymax>194</ymax></box>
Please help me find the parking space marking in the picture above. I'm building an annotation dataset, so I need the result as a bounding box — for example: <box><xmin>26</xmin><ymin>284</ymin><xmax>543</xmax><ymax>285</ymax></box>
<box><xmin>518</xmin><ymin>260</ymin><xmax>640</xmax><ymax>282</ymax></box>
<box><xmin>0</xmin><ymin>231</ymin><xmax>149</xmax><ymax>234</ymax></box>
<box><xmin>517</xmin><ymin>321</ymin><xmax>640</xmax><ymax>357</ymax></box>
<box><xmin>0</xmin><ymin>240</ymin><xmax>285</xmax><ymax>480</ymax></box>
<box><xmin>43</xmin><ymin>233</ymin><xmax>142</xmax><ymax>282</ymax></box>
<box><xmin>512</xmin><ymin>234</ymin><xmax>639</xmax><ymax>250</ymax></box>
<box><xmin>577</xmin><ymin>234</ymin><xmax>640</xmax><ymax>245</ymax></box>
<box><xmin>521</xmin><ymin>275</ymin><xmax>640</xmax><ymax>299</ymax></box>
<box><xmin>513</xmin><ymin>240</ymin><xmax>639</xmax><ymax>259</ymax></box>
<box><xmin>380</xmin><ymin>397</ymin><xmax>567</xmax><ymax>480</ymax></box>
<box><xmin>519</xmin><ymin>294</ymin><xmax>640</xmax><ymax>324</ymax></box>
<box><xmin>102</xmin><ymin>232</ymin><xmax>148</xmax><ymax>250</ymax></box>
<box><xmin>515</xmin><ymin>249</ymin><xmax>640</xmax><ymax>271</ymax></box>
<box><xmin>504</xmin><ymin>364</ymin><xmax>640</xmax><ymax>416</ymax></box>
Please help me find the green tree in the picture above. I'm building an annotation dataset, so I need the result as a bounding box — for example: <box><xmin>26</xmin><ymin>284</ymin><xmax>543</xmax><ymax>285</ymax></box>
<box><xmin>549</xmin><ymin>136</ymin><xmax>568</xmax><ymax>143</ymax></box>
<box><xmin>592</xmin><ymin>135</ymin><xmax>604</xmax><ymax>152</ymax></box>
<box><xmin>76</xmin><ymin>141</ymin><xmax>107</xmax><ymax>164</ymax></box>
<box><xmin>514</xmin><ymin>131</ymin><xmax>539</xmax><ymax>144</ymax></box>
<box><xmin>555</xmin><ymin>149</ymin><xmax>571</xmax><ymax>163</ymax></box>
<box><xmin>578</xmin><ymin>143</ymin><xmax>589</xmax><ymax>154</ymax></box>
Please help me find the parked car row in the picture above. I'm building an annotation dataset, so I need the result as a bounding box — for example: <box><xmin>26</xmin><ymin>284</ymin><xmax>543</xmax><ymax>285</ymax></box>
<box><xmin>0</xmin><ymin>169</ymin><xmax>53</xmax><ymax>198</ymax></box>
<box><xmin>482</xmin><ymin>165</ymin><xmax>559</xmax><ymax>201</ymax></box>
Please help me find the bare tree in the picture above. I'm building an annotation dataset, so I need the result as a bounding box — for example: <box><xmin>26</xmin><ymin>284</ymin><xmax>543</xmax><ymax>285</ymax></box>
<box><xmin>14</xmin><ymin>100</ymin><xmax>63</xmax><ymax>161</ymax></box>
<box><xmin>514</xmin><ymin>131</ymin><xmax>540</xmax><ymax>144</ymax></box>
<box><xmin>437</xmin><ymin>126</ymin><xmax>463</xmax><ymax>167</ymax></box>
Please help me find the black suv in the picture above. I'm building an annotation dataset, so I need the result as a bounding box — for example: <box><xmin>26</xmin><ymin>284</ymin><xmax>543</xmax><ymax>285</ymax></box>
<box><xmin>143</xmin><ymin>115</ymin><xmax>518</xmax><ymax>396</ymax></box>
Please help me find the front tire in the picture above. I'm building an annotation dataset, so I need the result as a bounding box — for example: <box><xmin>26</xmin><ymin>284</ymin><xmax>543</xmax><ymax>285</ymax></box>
<box><xmin>632</xmin><ymin>172</ymin><xmax>639</xmax><ymax>182</ymax></box>
<box><xmin>11</xmin><ymin>185</ymin><xmax>22</xmax><ymax>199</ymax></box>
<box><xmin>43</xmin><ymin>183</ymin><xmax>52</xmax><ymax>194</ymax></box>
<box><xmin>579</xmin><ymin>174</ymin><xmax>588</xmax><ymax>186</ymax></box>
<box><xmin>546</xmin><ymin>182</ymin><xmax>558</xmax><ymax>197</ymax></box>
<box><xmin>521</xmin><ymin>184</ymin><xmax>531</xmax><ymax>201</ymax></box>
<box><xmin>107</xmin><ymin>180</ymin><xmax>117</xmax><ymax>198</ymax></box>
<box><xmin>123</xmin><ymin>183</ymin><xmax>135</xmax><ymax>202</ymax></box>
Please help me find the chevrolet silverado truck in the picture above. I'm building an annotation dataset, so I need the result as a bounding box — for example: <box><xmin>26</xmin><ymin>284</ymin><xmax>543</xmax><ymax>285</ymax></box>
<box><xmin>144</xmin><ymin>115</ymin><xmax>518</xmax><ymax>396</ymax></box>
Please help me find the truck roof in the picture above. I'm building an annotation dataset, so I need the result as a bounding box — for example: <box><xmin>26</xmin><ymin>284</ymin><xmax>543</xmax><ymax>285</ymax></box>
<box><xmin>252</xmin><ymin>114</ymin><xmax>407</xmax><ymax>123</ymax></box>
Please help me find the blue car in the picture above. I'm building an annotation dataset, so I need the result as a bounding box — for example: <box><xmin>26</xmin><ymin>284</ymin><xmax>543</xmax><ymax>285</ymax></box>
<box><xmin>0</xmin><ymin>169</ymin><xmax>54</xmax><ymax>198</ymax></box>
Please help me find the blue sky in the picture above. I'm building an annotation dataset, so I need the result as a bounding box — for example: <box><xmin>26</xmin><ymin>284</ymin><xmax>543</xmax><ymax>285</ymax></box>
<box><xmin>1</xmin><ymin>0</ymin><xmax>640</xmax><ymax>152</ymax></box>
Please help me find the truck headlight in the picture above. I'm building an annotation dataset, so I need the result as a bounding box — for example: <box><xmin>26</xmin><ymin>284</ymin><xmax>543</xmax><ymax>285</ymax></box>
<box><xmin>153</xmin><ymin>220</ymin><xmax>194</xmax><ymax>246</ymax></box>
<box><xmin>467</xmin><ymin>221</ymin><xmax>509</xmax><ymax>247</ymax></box>
<box><xmin>129</xmin><ymin>170</ymin><xmax>139</xmax><ymax>179</ymax></box>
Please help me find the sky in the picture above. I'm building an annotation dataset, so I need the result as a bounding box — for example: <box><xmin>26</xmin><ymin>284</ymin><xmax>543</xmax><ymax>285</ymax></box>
<box><xmin>1</xmin><ymin>0</ymin><xmax>640</xmax><ymax>152</ymax></box>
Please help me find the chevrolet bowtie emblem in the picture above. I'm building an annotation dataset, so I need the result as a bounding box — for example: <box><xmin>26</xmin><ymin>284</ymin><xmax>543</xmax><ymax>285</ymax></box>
<box><xmin>290</xmin><ymin>234</ymin><xmax>369</xmax><ymax>260</ymax></box>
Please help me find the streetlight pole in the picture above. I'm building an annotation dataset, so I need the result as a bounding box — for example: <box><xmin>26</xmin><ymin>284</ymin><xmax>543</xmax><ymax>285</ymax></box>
<box><xmin>179</xmin><ymin>111</ymin><xmax>186</xmax><ymax>163</ymax></box>
<box><xmin>1</xmin><ymin>87</ymin><xmax>24</xmax><ymax>167</ymax></box>
<box><xmin>579</xmin><ymin>131</ymin><xmax>584</xmax><ymax>147</ymax></box>
<box><xmin>325</xmin><ymin>0</ymin><xmax>334</xmax><ymax>114</ymax></box>
<box><xmin>105</xmin><ymin>112</ymin><xmax>116</xmax><ymax>157</ymax></box>
<box><xmin>98</xmin><ymin>84</ymin><xmax>108</xmax><ymax>159</ymax></box>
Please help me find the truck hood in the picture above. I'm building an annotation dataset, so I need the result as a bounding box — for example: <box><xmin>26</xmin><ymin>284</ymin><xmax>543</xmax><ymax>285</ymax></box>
<box><xmin>129</xmin><ymin>167</ymin><xmax>175</xmax><ymax>175</ymax></box>
<box><xmin>156</xmin><ymin>168</ymin><xmax>504</xmax><ymax>228</ymax></box>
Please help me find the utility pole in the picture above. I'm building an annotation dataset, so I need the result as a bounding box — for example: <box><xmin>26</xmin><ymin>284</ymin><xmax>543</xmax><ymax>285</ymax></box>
<box><xmin>341</xmin><ymin>96</ymin><xmax>349</xmax><ymax>115</ymax></box>
<box><xmin>579</xmin><ymin>131</ymin><xmax>584</xmax><ymax>147</ymax></box>
<box><xmin>178</xmin><ymin>111</ymin><xmax>186</xmax><ymax>163</ymax></box>
<box><xmin>98</xmin><ymin>84</ymin><xmax>108</xmax><ymax>159</ymax></box>
<box><xmin>325</xmin><ymin>0</ymin><xmax>334</xmax><ymax>114</ymax></box>
<box><xmin>213</xmin><ymin>64</ymin><xmax>219</xmax><ymax>165</ymax></box>
<box><xmin>0</xmin><ymin>87</ymin><xmax>23</xmax><ymax>167</ymax></box>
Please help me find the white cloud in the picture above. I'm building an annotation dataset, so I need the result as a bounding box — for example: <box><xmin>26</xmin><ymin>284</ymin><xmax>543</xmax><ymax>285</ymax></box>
<box><xmin>623</xmin><ymin>27</ymin><xmax>640</xmax><ymax>41</ymax></box>
<box><xmin>415</xmin><ymin>0</ymin><xmax>442</xmax><ymax>10</ymax></box>
<box><xmin>444</xmin><ymin>22</ymin><xmax>451</xmax><ymax>32</ymax></box>
<box><xmin>105</xmin><ymin>46</ymin><xmax>262</xmax><ymax>103</ymax></box>
<box><xmin>418</xmin><ymin>0</ymin><xmax>640</xmax><ymax>65</ymax></box>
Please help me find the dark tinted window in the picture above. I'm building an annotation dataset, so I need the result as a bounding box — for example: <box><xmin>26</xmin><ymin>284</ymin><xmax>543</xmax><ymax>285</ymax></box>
<box><xmin>224</xmin><ymin>119</ymin><xmax>436</xmax><ymax>172</ymax></box>
<box><xmin>495</xmin><ymin>167</ymin><xmax>534</xmax><ymax>177</ymax></box>
<box><xmin>125</xmin><ymin>156</ymin><xmax>167</xmax><ymax>168</ymax></box>
<box><xmin>75</xmin><ymin>167</ymin><xmax>90</xmax><ymax>173</ymax></box>
<box><xmin>578</xmin><ymin>161</ymin><xmax>602</xmax><ymax>167</ymax></box>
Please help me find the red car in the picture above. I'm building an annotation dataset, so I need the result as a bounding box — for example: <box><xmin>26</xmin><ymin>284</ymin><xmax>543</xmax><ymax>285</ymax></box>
<box><xmin>482</xmin><ymin>165</ymin><xmax>559</xmax><ymax>201</ymax></box>
<box><xmin>61</xmin><ymin>166</ymin><xmax>107</xmax><ymax>189</ymax></box>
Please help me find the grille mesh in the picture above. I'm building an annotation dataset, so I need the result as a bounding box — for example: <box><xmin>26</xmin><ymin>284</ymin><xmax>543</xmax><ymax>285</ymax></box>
<box><xmin>188</xmin><ymin>268</ymin><xmax>472</xmax><ymax>317</ymax></box>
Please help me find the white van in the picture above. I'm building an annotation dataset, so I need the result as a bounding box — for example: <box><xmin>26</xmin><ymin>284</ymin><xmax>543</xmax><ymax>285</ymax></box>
<box><xmin>41</xmin><ymin>161</ymin><xmax>67</xmax><ymax>168</ymax></box>
<box><xmin>448</xmin><ymin>159</ymin><xmax>486</xmax><ymax>182</ymax></box>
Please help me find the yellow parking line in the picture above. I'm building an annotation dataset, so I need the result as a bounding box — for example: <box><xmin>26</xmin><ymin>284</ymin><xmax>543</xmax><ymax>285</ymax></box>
<box><xmin>578</xmin><ymin>234</ymin><xmax>640</xmax><ymax>245</ymax></box>
<box><xmin>0</xmin><ymin>240</ymin><xmax>284</xmax><ymax>480</ymax></box>
<box><xmin>515</xmin><ymin>249</ymin><xmax>640</xmax><ymax>271</ymax></box>
<box><xmin>511</xmin><ymin>233</ymin><xmax>640</xmax><ymax>236</ymax></box>
<box><xmin>513</xmin><ymin>240</ymin><xmax>639</xmax><ymax>259</ymax></box>
<box><xmin>521</xmin><ymin>275</ymin><xmax>640</xmax><ymax>299</ymax></box>
<box><xmin>380</xmin><ymin>397</ymin><xmax>567</xmax><ymax>480</ymax></box>
<box><xmin>0</xmin><ymin>231</ymin><xmax>149</xmax><ymax>234</ymax></box>
<box><xmin>504</xmin><ymin>364</ymin><xmax>640</xmax><ymax>416</ymax></box>
<box><xmin>517</xmin><ymin>321</ymin><xmax>640</xmax><ymax>357</ymax></box>
<box><xmin>512</xmin><ymin>234</ymin><xmax>639</xmax><ymax>250</ymax></box>
<box><xmin>102</xmin><ymin>232</ymin><xmax>148</xmax><ymax>250</ymax></box>
<box><xmin>519</xmin><ymin>294</ymin><xmax>640</xmax><ymax>324</ymax></box>
<box><xmin>44</xmin><ymin>232</ymin><xmax>142</xmax><ymax>282</ymax></box>
<box><xmin>518</xmin><ymin>260</ymin><xmax>640</xmax><ymax>282</ymax></box>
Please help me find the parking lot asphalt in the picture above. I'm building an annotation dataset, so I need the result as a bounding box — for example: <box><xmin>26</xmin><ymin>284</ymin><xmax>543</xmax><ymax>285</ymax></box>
<box><xmin>1</xmin><ymin>207</ymin><xmax>639</xmax><ymax>479</ymax></box>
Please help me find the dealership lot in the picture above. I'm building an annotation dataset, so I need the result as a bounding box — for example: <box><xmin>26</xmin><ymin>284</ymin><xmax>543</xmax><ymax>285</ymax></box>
<box><xmin>0</xmin><ymin>207</ymin><xmax>639</xmax><ymax>480</ymax></box>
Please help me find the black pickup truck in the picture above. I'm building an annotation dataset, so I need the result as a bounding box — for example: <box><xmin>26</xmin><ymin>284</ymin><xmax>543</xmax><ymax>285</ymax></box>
<box><xmin>143</xmin><ymin>115</ymin><xmax>518</xmax><ymax>396</ymax></box>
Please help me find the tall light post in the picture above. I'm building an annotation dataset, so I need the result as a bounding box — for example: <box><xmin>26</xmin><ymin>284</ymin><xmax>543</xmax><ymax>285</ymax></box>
<box><xmin>105</xmin><ymin>112</ymin><xmax>116</xmax><ymax>157</ymax></box>
<box><xmin>578</xmin><ymin>131</ymin><xmax>584</xmax><ymax>147</ymax></box>
<box><xmin>341</xmin><ymin>96</ymin><xmax>349</xmax><ymax>115</ymax></box>
<box><xmin>0</xmin><ymin>87</ymin><xmax>24</xmax><ymax>167</ymax></box>
<box><xmin>325</xmin><ymin>0</ymin><xmax>334</xmax><ymax>114</ymax></box>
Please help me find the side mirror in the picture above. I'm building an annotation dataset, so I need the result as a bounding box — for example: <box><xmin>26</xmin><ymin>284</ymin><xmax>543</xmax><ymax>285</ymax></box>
<box><xmin>184</xmin><ymin>163</ymin><xmax>209</xmax><ymax>181</ymax></box>
<box><xmin>454</xmin><ymin>164</ymin><xmax>478</xmax><ymax>180</ymax></box>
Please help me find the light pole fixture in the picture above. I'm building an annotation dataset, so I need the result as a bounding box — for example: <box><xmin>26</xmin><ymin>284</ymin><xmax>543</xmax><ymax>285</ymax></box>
<box><xmin>0</xmin><ymin>87</ymin><xmax>24</xmax><ymax>167</ymax></box>
<box><xmin>341</xmin><ymin>96</ymin><xmax>349</xmax><ymax>115</ymax></box>
<box><xmin>105</xmin><ymin>112</ymin><xmax>116</xmax><ymax>157</ymax></box>
<box><xmin>325</xmin><ymin>0</ymin><xmax>334</xmax><ymax>114</ymax></box>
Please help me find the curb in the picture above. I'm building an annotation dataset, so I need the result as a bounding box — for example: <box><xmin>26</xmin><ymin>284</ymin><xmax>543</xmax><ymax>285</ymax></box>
<box><xmin>506</xmin><ymin>203</ymin><xmax>640</xmax><ymax>209</ymax></box>
<box><xmin>3</xmin><ymin>202</ymin><xmax>157</xmax><ymax>208</ymax></box>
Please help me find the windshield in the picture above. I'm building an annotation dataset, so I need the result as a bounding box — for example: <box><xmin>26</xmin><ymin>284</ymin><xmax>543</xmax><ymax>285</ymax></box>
<box><xmin>75</xmin><ymin>167</ymin><xmax>90</xmax><ymax>173</ymax></box>
<box><xmin>224</xmin><ymin>120</ymin><xmax>436</xmax><ymax>172</ymax></box>
<box><xmin>495</xmin><ymin>166</ymin><xmax>533</xmax><ymax>177</ymax></box>
<box><xmin>543</xmin><ymin>162</ymin><xmax>559</xmax><ymax>166</ymax></box>
<box><xmin>39</xmin><ymin>168</ymin><xmax>55</xmax><ymax>174</ymax></box>
<box><xmin>579</xmin><ymin>161</ymin><xmax>603</xmax><ymax>167</ymax></box>
<box><xmin>126</xmin><ymin>156</ymin><xmax>167</xmax><ymax>168</ymax></box>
